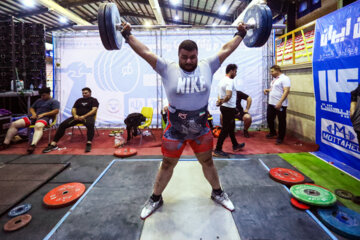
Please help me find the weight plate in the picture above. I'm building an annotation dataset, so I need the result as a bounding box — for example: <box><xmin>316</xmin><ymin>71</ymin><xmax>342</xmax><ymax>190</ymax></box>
<box><xmin>105</xmin><ymin>3</ymin><xmax>123</xmax><ymax>50</ymax></box>
<box><xmin>3</xmin><ymin>214</ymin><xmax>32</xmax><ymax>232</ymax></box>
<box><xmin>98</xmin><ymin>3</ymin><xmax>112</xmax><ymax>50</ymax></box>
<box><xmin>255</xmin><ymin>4</ymin><xmax>273</xmax><ymax>47</ymax></box>
<box><xmin>290</xmin><ymin>197</ymin><xmax>310</xmax><ymax>210</ymax></box>
<box><xmin>290</xmin><ymin>184</ymin><xmax>337</xmax><ymax>207</ymax></box>
<box><xmin>114</xmin><ymin>147</ymin><xmax>137</xmax><ymax>158</ymax></box>
<box><xmin>269</xmin><ymin>167</ymin><xmax>305</xmax><ymax>186</ymax></box>
<box><xmin>243</xmin><ymin>4</ymin><xmax>268</xmax><ymax>48</ymax></box>
<box><xmin>43</xmin><ymin>182</ymin><xmax>86</xmax><ymax>208</ymax></box>
<box><xmin>8</xmin><ymin>203</ymin><xmax>32</xmax><ymax>218</ymax></box>
<box><xmin>335</xmin><ymin>189</ymin><xmax>354</xmax><ymax>200</ymax></box>
<box><xmin>304</xmin><ymin>183</ymin><xmax>330</xmax><ymax>190</ymax></box>
<box><xmin>318</xmin><ymin>206</ymin><xmax>360</xmax><ymax>239</ymax></box>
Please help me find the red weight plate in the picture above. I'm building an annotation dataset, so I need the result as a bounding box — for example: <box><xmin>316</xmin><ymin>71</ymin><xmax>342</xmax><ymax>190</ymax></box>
<box><xmin>269</xmin><ymin>167</ymin><xmax>305</xmax><ymax>186</ymax></box>
<box><xmin>290</xmin><ymin>197</ymin><xmax>310</xmax><ymax>210</ymax></box>
<box><xmin>3</xmin><ymin>214</ymin><xmax>32</xmax><ymax>232</ymax></box>
<box><xmin>114</xmin><ymin>147</ymin><xmax>137</xmax><ymax>158</ymax></box>
<box><xmin>304</xmin><ymin>183</ymin><xmax>330</xmax><ymax>191</ymax></box>
<box><xmin>43</xmin><ymin>182</ymin><xmax>86</xmax><ymax>208</ymax></box>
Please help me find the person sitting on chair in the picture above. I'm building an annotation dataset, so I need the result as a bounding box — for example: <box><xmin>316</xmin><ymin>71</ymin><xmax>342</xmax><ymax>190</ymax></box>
<box><xmin>0</xmin><ymin>87</ymin><xmax>59</xmax><ymax>154</ymax></box>
<box><xmin>235</xmin><ymin>90</ymin><xmax>252</xmax><ymax>138</ymax></box>
<box><xmin>43</xmin><ymin>87</ymin><xmax>99</xmax><ymax>153</ymax></box>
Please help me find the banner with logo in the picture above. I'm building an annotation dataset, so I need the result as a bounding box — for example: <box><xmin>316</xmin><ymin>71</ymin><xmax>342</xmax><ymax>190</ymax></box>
<box><xmin>313</xmin><ymin>1</ymin><xmax>360</xmax><ymax>170</ymax></box>
<box><xmin>54</xmin><ymin>30</ymin><xmax>265</xmax><ymax>128</ymax></box>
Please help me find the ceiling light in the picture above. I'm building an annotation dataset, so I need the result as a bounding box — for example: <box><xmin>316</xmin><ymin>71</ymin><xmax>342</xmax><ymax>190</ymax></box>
<box><xmin>212</xmin><ymin>22</ymin><xmax>217</xmax><ymax>26</ymax></box>
<box><xmin>170</xmin><ymin>0</ymin><xmax>180</xmax><ymax>5</ymax></box>
<box><xmin>174</xmin><ymin>15</ymin><xmax>179</xmax><ymax>21</ymax></box>
<box><xmin>22</xmin><ymin>0</ymin><xmax>36</xmax><ymax>8</ymax></box>
<box><xmin>144</xmin><ymin>21</ymin><xmax>152</xmax><ymax>27</ymax></box>
<box><xmin>219</xmin><ymin>5</ymin><xmax>227</xmax><ymax>15</ymax></box>
<box><xmin>59</xmin><ymin>16</ymin><xmax>68</xmax><ymax>24</ymax></box>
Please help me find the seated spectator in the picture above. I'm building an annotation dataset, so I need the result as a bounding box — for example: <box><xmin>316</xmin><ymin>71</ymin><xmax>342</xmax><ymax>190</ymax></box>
<box><xmin>42</xmin><ymin>87</ymin><xmax>99</xmax><ymax>153</ymax></box>
<box><xmin>0</xmin><ymin>87</ymin><xmax>59</xmax><ymax>154</ymax></box>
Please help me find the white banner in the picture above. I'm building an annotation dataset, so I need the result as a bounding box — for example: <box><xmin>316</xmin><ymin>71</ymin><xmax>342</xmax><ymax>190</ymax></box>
<box><xmin>54</xmin><ymin>30</ymin><xmax>266</xmax><ymax>127</ymax></box>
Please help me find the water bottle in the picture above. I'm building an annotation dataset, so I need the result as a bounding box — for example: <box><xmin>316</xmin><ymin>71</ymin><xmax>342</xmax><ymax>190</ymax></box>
<box><xmin>30</xmin><ymin>84</ymin><xmax>34</xmax><ymax>91</ymax></box>
<box><xmin>114</xmin><ymin>133</ymin><xmax>124</xmax><ymax>147</ymax></box>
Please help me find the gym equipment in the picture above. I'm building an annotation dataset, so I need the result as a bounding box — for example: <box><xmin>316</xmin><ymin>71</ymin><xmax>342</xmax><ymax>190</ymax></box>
<box><xmin>114</xmin><ymin>147</ymin><xmax>137</xmax><ymax>158</ymax></box>
<box><xmin>269</xmin><ymin>167</ymin><xmax>305</xmax><ymax>186</ymax></box>
<box><xmin>43</xmin><ymin>182</ymin><xmax>86</xmax><ymax>208</ymax></box>
<box><xmin>74</xmin><ymin>3</ymin><xmax>276</xmax><ymax>50</ymax></box>
<box><xmin>318</xmin><ymin>205</ymin><xmax>360</xmax><ymax>239</ymax></box>
<box><xmin>335</xmin><ymin>189</ymin><xmax>354</xmax><ymax>200</ymax></box>
<box><xmin>3</xmin><ymin>214</ymin><xmax>32</xmax><ymax>232</ymax></box>
<box><xmin>290</xmin><ymin>184</ymin><xmax>337</xmax><ymax>207</ymax></box>
<box><xmin>290</xmin><ymin>197</ymin><xmax>310</xmax><ymax>210</ymax></box>
<box><xmin>8</xmin><ymin>203</ymin><xmax>32</xmax><ymax>218</ymax></box>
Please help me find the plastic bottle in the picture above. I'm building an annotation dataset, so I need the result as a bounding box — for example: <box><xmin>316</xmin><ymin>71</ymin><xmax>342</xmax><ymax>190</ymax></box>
<box><xmin>30</xmin><ymin>84</ymin><xmax>34</xmax><ymax>91</ymax></box>
<box><xmin>114</xmin><ymin>133</ymin><xmax>124</xmax><ymax>148</ymax></box>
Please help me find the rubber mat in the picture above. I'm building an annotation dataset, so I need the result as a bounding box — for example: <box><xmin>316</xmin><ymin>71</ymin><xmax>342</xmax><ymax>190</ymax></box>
<box><xmin>215</xmin><ymin>159</ymin><xmax>333</xmax><ymax>240</ymax></box>
<box><xmin>0</xmin><ymin>163</ymin><xmax>68</xmax><ymax>216</ymax></box>
<box><xmin>0</xmin><ymin>154</ymin><xmax>21</xmax><ymax>164</ymax></box>
<box><xmin>47</xmin><ymin>160</ymin><xmax>160</xmax><ymax>240</ymax></box>
<box><xmin>280</xmin><ymin>152</ymin><xmax>360</xmax><ymax>213</ymax></box>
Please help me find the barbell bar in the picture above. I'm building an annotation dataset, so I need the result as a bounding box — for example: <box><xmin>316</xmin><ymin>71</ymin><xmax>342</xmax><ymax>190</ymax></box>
<box><xmin>73</xmin><ymin>3</ymin><xmax>277</xmax><ymax>50</ymax></box>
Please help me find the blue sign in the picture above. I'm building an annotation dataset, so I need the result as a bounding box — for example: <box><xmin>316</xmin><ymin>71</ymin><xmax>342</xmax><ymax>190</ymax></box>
<box><xmin>313</xmin><ymin>1</ymin><xmax>360</xmax><ymax>170</ymax></box>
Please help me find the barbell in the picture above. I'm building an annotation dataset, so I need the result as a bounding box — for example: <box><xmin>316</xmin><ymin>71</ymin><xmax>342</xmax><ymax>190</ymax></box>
<box><xmin>74</xmin><ymin>3</ymin><xmax>274</xmax><ymax>50</ymax></box>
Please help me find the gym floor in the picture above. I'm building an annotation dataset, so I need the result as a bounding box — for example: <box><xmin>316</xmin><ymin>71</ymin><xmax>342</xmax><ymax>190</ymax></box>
<box><xmin>0</xmin><ymin>129</ymin><xmax>359</xmax><ymax>240</ymax></box>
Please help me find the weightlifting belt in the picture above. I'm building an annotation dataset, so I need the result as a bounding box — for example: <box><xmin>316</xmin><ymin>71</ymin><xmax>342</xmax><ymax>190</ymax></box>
<box><xmin>165</xmin><ymin>105</ymin><xmax>209</xmax><ymax>141</ymax></box>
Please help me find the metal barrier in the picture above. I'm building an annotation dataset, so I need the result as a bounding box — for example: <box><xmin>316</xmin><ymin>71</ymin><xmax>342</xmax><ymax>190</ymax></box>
<box><xmin>275</xmin><ymin>20</ymin><xmax>316</xmax><ymax>65</ymax></box>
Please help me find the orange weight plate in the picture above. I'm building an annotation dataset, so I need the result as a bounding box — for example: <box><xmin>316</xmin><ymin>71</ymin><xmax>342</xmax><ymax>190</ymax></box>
<box><xmin>114</xmin><ymin>147</ymin><xmax>137</xmax><ymax>158</ymax></box>
<box><xmin>43</xmin><ymin>182</ymin><xmax>86</xmax><ymax>208</ymax></box>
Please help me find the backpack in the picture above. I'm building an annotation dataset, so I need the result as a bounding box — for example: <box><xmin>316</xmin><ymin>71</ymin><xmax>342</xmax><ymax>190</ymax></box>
<box><xmin>212</xmin><ymin>126</ymin><xmax>222</xmax><ymax>138</ymax></box>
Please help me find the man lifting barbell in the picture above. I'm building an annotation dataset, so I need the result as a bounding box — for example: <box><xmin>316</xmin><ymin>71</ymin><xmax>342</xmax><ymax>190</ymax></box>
<box><xmin>92</xmin><ymin>2</ymin><xmax>273</xmax><ymax>220</ymax></box>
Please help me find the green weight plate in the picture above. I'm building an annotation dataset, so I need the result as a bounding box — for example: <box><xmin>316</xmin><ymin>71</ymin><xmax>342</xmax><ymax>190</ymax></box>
<box><xmin>290</xmin><ymin>184</ymin><xmax>337</xmax><ymax>207</ymax></box>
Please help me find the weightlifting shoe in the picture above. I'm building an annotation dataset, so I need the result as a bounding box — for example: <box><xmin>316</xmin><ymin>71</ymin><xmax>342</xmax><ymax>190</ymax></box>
<box><xmin>211</xmin><ymin>191</ymin><xmax>235</xmax><ymax>212</ymax></box>
<box><xmin>213</xmin><ymin>150</ymin><xmax>229</xmax><ymax>158</ymax></box>
<box><xmin>27</xmin><ymin>144</ymin><xmax>36</xmax><ymax>154</ymax></box>
<box><xmin>244</xmin><ymin>130</ymin><xmax>250</xmax><ymax>138</ymax></box>
<box><xmin>43</xmin><ymin>144</ymin><xmax>58</xmax><ymax>153</ymax></box>
<box><xmin>140</xmin><ymin>196</ymin><xmax>163</xmax><ymax>220</ymax></box>
<box><xmin>232</xmin><ymin>143</ymin><xmax>245</xmax><ymax>152</ymax></box>
<box><xmin>266</xmin><ymin>133</ymin><xmax>277</xmax><ymax>139</ymax></box>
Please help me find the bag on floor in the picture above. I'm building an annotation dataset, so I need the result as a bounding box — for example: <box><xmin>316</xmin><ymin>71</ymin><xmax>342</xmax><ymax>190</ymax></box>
<box><xmin>213</xmin><ymin>126</ymin><xmax>221</xmax><ymax>138</ymax></box>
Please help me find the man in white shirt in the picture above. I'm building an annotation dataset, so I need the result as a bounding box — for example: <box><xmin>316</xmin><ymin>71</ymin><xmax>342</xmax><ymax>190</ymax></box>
<box><xmin>214</xmin><ymin>64</ymin><xmax>245</xmax><ymax>157</ymax></box>
<box><xmin>264</xmin><ymin>65</ymin><xmax>291</xmax><ymax>145</ymax></box>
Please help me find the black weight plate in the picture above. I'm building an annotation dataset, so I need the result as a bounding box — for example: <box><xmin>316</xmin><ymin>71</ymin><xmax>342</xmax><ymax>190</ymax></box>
<box><xmin>335</xmin><ymin>189</ymin><xmax>354</xmax><ymax>200</ymax></box>
<box><xmin>98</xmin><ymin>3</ymin><xmax>112</xmax><ymax>50</ymax></box>
<box><xmin>255</xmin><ymin>4</ymin><xmax>273</xmax><ymax>47</ymax></box>
<box><xmin>243</xmin><ymin>4</ymin><xmax>268</xmax><ymax>48</ymax></box>
<box><xmin>105</xmin><ymin>3</ymin><xmax>123</xmax><ymax>50</ymax></box>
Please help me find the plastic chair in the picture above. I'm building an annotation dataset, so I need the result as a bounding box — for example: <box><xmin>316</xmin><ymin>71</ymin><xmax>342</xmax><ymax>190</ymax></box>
<box><xmin>71</xmin><ymin>112</ymin><xmax>99</xmax><ymax>140</ymax></box>
<box><xmin>138</xmin><ymin>107</ymin><xmax>155</xmax><ymax>145</ymax></box>
<box><xmin>28</xmin><ymin>114</ymin><xmax>58</xmax><ymax>144</ymax></box>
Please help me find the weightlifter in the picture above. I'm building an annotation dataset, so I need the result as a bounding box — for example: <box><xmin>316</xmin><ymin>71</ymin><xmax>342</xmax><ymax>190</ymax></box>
<box><xmin>121</xmin><ymin>22</ymin><xmax>248</xmax><ymax>219</ymax></box>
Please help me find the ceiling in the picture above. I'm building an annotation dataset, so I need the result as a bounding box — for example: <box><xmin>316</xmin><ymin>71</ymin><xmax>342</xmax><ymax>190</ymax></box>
<box><xmin>0</xmin><ymin>0</ymin><xmax>285</xmax><ymax>43</ymax></box>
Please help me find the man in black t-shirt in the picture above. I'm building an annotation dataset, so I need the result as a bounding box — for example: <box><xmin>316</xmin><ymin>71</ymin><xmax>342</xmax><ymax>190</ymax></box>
<box><xmin>350</xmin><ymin>85</ymin><xmax>360</xmax><ymax>144</ymax></box>
<box><xmin>43</xmin><ymin>87</ymin><xmax>99</xmax><ymax>153</ymax></box>
<box><xmin>235</xmin><ymin>90</ymin><xmax>252</xmax><ymax>138</ymax></box>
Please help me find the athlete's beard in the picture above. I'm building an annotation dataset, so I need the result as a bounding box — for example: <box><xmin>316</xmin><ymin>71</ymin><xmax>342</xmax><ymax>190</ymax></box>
<box><xmin>180</xmin><ymin>62</ymin><xmax>197</xmax><ymax>72</ymax></box>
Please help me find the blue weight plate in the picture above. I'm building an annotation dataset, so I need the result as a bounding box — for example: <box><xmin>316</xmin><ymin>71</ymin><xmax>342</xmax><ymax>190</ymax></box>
<box><xmin>8</xmin><ymin>203</ymin><xmax>32</xmax><ymax>218</ymax></box>
<box><xmin>243</xmin><ymin>4</ymin><xmax>268</xmax><ymax>48</ymax></box>
<box><xmin>255</xmin><ymin>4</ymin><xmax>273</xmax><ymax>47</ymax></box>
<box><xmin>98</xmin><ymin>3</ymin><xmax>112</xmax><ymax>50</ymax></box>
<box><xmin>317</xmin><ymin>205</ymin><xmax>360</xmax><ymax>239</ymax></box>
<box><xmin>105</xmin><ymin>3</ymin><xmax>123</xmax><ymax>50</ymax></box>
